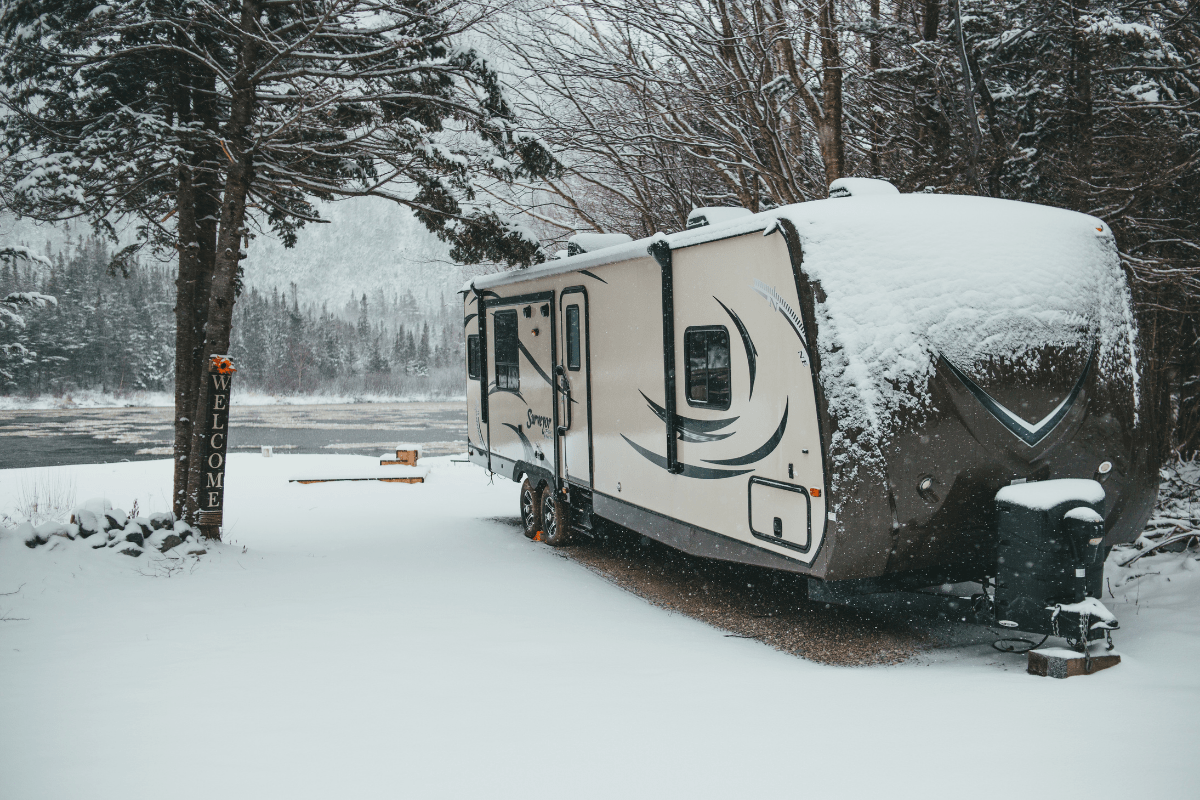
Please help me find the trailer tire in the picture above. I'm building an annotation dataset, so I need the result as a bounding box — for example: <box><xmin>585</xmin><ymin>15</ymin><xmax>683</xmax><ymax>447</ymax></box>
<box><xmin>520</xmin><ymin>478</ymin><xmax>542</xmax><ymax>540</ymax></box>
<box><xmin>540</xmin><ymin>490</ymin><xmax>573</xmax><ymax>547</ymax></box>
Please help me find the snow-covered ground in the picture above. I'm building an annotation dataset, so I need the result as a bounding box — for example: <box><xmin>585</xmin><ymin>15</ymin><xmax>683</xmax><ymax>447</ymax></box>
<box><xmin>1</xmin><ymin>455</ymin><xmax>1197</xmax><ymax>799</ymax></box>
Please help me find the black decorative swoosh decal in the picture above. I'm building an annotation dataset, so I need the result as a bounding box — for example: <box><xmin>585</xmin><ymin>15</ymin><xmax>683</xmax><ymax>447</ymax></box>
<box><xmin>517</xmin><ymin>340</ymin><xmax>554</xmax><ymax>388</ymax></box>
<box><xmin>621</xmin><ymin>435</ymin><xmax>753</xmax><ymax>479</ymax></box>
<box><xmin>579</xmin><ymin>269</ymin><xmax>608</xmax><ymax>284</ymax></box>
<box><xmin>640</xmin><ymin>391</ymin><xmax>737</xmax><ymax>442</ymax></box>
<box><xmin>715</xmin><ymin>296</ymin><xmax>757</xmax><ymax>399</ymax></box>
<box><xmin>488</xmin><ymin>382</ymin><xmax>526</xmax><ymax>405</ymax></box>
<box><xmin>503</xmin><ymin>423</ymin><xmax>535</xmax><ymax>462</ymax></box>
<box><xmin>470</xmin><ymin>290</ymin><xmax>501</xmax><ymax>306</ymax></box>
<box><xmin>940</xmin><ymin>346</ymin><xmax>1094</xmax><ymax>446</ymax></box>
<box><xmin>464</xmin><ymin>313</ymin><xmax>477</xmax><ymax>328</ymax></box>
<box><xmin>702</xmin><ymin>401</ymin><xmax>788</xmax><ymax>466</ymax></box>
<box><xmin>752</xmin><ymin>279</ymin><xmax>812</xmax><ymax>364</ymax></box>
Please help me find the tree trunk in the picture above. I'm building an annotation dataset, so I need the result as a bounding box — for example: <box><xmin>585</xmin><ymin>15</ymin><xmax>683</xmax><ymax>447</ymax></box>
<box><xmin>185</xmin><ymin>0</ymin><xmax>261</xmax><ymax>539</ymax></box>
<box><xmin>816</xmin><ymin>0</ymin><xmax>844</xmax><ymax>187</ymax></box>
<box><xmin>966</xmin><ymin>48</ymin><xmax>1008</xmax><ymax>195</ymax></box>
<box><xmin>1069</xmin><ymin>0</ymin><xmax>1093</xmax><ymax>208</ymax></box>
<box><xmin>869</xmin><ymin>0</ymin><xmax>882</xmax><ymax>176</ymax></box>
<box><xmin>951</xmin><ymin>0</ymin><xmax>984</xmax><ymax>193</ymax></box>
<box><xmin>172</xmin><ymin>67</ymin><xmax>220</xmax><ymax>524</ymax></box>
<box><xmin>922</xmin><ymin>0</ymin><xmax>940</xmax><ymax>42</ymax></box>
<box><xmin>1176</xmin><ymin>314</ymin><xmax>1200</xmax><ymax>457</ymax></box>
<box><xmin>173</xmin><ymin>159</ymin><xmax>200</xmax><ymax>522</ymax></box>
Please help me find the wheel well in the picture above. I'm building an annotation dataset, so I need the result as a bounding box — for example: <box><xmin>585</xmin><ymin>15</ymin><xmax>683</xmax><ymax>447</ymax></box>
<box><xmin>515</xmin><ymin>462</ymin><xmax>554</xmax><ymax>493</ymax></box>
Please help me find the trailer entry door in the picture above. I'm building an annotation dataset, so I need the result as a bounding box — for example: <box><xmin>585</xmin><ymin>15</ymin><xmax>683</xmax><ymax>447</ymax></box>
<box><xmin>558</xmin><ymin>290</ymin><xmax>592</xmax><ymax>487</ymax></box>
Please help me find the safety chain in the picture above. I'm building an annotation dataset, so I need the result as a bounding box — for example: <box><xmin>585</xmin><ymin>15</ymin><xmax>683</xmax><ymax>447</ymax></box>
<box><xmin>1079</xmin><ymin>612</ymin><xmax>1094</xmax><ymax>674</ymax></box>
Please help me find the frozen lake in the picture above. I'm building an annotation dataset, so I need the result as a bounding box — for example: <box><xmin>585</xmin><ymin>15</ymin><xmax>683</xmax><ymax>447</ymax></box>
<box><xmin>0</xmin><ymin>402</ymin><xmax>466</xmax><ymax>469</ymax></box>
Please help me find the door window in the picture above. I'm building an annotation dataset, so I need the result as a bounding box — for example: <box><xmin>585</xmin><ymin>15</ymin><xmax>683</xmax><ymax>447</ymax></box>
<box><xmin>493</xmin><ymin>310</ymin><xmax>519</xmax><ymax>390</ymax></box>
<box><xmin>467</xmin><ymin>334</ymin><xmax>480</xmax><ymax>379</ymax></box>
<box><xmin>565</xmin><ymin>305</ymin><xmax>581</xmax><ymax>371</ymax></box>
<box><xmin>685</xmin><ymin>326</ymin><xmax>731</xmax><ymax>409</ymax></box>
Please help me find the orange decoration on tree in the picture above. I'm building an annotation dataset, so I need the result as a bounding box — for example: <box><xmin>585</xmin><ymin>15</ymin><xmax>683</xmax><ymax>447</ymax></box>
<box><xmin>210</xmin><ymin>356</ymin><xmax>237</xmax><ymax>374</ymax></box>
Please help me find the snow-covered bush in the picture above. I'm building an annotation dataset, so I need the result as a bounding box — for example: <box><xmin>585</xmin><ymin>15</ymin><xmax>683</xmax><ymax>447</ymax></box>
<box><xmin>1114</xmin><ymin>457</ymin><xmax>1199</xmax><ymax>566</ymax></box>
<box><xmin>9</xmin><ymin>470</ymin><xmax>76</xmax><ymax>526</ymax></box>
<box><xmin>5</xmin><ymin>497</ymin><xmax>204</xmax><ymax>559</ymax></box>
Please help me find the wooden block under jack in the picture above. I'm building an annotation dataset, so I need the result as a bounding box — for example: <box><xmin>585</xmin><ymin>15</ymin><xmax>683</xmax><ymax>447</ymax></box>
<box><xmin>381</xmin><ymin>448</ymin><xmax>419</xmax><ymax>467</ymax></box>
<box><xmin>380</xmin><ymin>477</ymin><xmax>424</xmax><ymax>484</ymax></box>
<box><xmin>1028</xmin><ymin>647</ymin><xmax>1121</xmax><ymax>678</ymax></box>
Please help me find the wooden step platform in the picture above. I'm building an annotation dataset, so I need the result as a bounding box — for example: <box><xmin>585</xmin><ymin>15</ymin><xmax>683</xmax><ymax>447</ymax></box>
<box><xmin>292</xmin><ymin>476</ymin><xmax>425</xmax><ymax>485</ymax></box>
<box><xmin>289</xmin><ymin>465</ymin><xmax>429</xmax><ymax>485</ymax></box>
<box><xmin>1028</xmin><ymin>646</ymin><xmax>1121</xmax><ymax>678</ymax></box>
<box><xmin>380</xmin><ymin>447</ymin><xmax>420</xmax><ymax>467</ymax></box>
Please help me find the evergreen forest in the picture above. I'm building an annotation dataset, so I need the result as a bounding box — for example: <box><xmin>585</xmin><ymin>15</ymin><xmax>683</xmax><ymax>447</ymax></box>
<box><xmin>0</xmin><ymin>239</ymin><xmax>463</xmax><ymax>399</ymax></box>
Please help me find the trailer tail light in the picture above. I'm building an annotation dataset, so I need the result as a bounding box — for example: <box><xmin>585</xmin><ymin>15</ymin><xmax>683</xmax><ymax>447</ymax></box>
<box><xmin>809</xmin><ymin>488</ymin><xmax>821</xmax><ymax>497</ymax></box>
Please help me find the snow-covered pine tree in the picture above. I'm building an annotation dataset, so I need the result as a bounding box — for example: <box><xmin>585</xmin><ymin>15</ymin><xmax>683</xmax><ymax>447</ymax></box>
<box><xmin>0</xmin><ymin>0</ymin><xmax>560</xmax><ymax>531</ymax></box>
<box><xmin>0</xmin><ymin>247</ymin><xmax>56</xmax><ymax>387</ymax></box>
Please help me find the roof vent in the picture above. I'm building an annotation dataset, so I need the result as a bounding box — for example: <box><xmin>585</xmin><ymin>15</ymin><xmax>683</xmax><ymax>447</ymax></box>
<box><xmin>686</xmin><ymin>207</ymin><xmax>752</xmax><ymax>230</ymax></box>
<box><xmin>566</xmin><ymin>232</ymin><xmax>633</xmax><ymax>256</ymax></box>
<box><xmin>828</xmin><ymin>178</ymin><xmax>900</xmax><ymax>198</ymax></box>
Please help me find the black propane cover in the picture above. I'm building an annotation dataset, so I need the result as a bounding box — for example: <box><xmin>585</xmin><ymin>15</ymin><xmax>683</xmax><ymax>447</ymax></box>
<box><xmin>994</xmin><ymin>482</ymin><xmax>1106</xmax><ymax>637</ymax></box>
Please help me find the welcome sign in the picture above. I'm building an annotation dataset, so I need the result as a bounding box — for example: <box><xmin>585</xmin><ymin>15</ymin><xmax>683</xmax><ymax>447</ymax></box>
<box><xmin>197</xmin><ymin>354</ymin><xmax>235</xmax><ymax>537</ymax></box>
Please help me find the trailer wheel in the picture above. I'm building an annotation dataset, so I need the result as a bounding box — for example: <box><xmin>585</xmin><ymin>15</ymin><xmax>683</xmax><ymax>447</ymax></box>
<box><xmin>520</xmin><ymin>478</ymin><xmax>542</xmax><ymax>539</ymax></box>
<box><xmin>540</xmin><ymin>490</ymin><xmax>573</xmax><ymax>547</ymax></box>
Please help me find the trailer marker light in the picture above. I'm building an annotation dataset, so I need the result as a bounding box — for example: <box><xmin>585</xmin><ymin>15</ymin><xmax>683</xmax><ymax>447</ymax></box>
<box><xmin>1098</xmin><ymin>461</ymin><xmax>1112</xmax><ymax>474</ymax></box>
<box><xmin>809</xmin><ymin>488</ymin><xmax>821</xmax><ymax>497</ymax></box>
<box><xmin>998</xmin><ymin>620</ymin><xmax>1018</xmax><ymax>628</ymax></box>
<box><xmin>919</xmin><ymin>477</ymin><xmax>933</xmax><ymax>492</ymax></box>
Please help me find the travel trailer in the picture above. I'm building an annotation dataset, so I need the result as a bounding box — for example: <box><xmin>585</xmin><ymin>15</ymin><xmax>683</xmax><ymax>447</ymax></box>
<box><xmin>462</xmin><ymin>180</ymin><xmax>1157</xmax><ymax>643</ymax></box>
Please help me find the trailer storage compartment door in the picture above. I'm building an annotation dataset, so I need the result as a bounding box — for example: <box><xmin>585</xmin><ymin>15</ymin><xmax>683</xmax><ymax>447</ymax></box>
<box><xmin>748</xmin><ymin>477</ymin><xmax>812</xmax><ymax>553</ymax></box>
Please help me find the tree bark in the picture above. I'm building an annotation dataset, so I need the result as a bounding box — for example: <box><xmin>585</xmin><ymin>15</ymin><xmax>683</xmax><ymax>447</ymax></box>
<box><xmin>869</xmin><ymin>0</ymin><xmax>882</xmax><ymax>176</ymax></box>
<box><xmin>951</xmin><ymin>0</ymin><xmax>984</xmax><ymax>193</ymax></box>
<box><xmin>922</xmin><ymin>0</ymin><xmax>940</xmax><ymax>42</ymax></box>
<box><xmin>173</xmin><ymin>66</ymin><xmax>220</xmax><ymax>524</ymax></box>
<box><xmin>816</xmin><ymin>0</ymin><xmax>844</xmax><ymax>187</ymax></box>
<box><xmin>185</xmin><ymin>0</ymin><xmax>262</xmax><ymax>538</ymax></box>
<box><xmin>1069</xmin><ymin>0</ymin><xmax>1093</xmax><ymax>208</ymax></box>
<box><xmin>173</xmin><ymin>158</ymin><xmax>200</xmax><ymax>522</ymax></box>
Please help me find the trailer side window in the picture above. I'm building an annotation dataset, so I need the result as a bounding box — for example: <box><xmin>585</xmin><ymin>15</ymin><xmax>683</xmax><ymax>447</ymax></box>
<box><xmin>684</xmin><ymin>327</ymin><xmax>731</xmax><ymax>410</ymax></box>
<box><xmin>565</xmin><ymin>304</ymin><xmax>581</xmax><ymax>371</ymax></box>
<box><xmin>467</xmin><ymin>334</ymin><xmax>480</xmax><ymax>380</ymax></box>
<box><xmin>493</xmin><ymin>310</ymin><xmax>520</xmax><ymax>390</ymax></box>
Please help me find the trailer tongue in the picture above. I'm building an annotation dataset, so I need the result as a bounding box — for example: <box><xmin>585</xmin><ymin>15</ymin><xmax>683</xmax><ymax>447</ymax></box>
<box><xmin>993</xmin><ymin>480</ymin><xmax>1118</xmax><ymax>646</ymax></box>
<box><xmin>811</xmin><ymin>478</ymin><xmax>1120</xmax><ymax>661</ymax></box>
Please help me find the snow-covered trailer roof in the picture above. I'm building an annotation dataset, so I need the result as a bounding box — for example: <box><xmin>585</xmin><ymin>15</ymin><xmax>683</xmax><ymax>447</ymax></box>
<box><xmin>468</xmin><ymin>194</ymin><xmax>1136</xmax><ymax>480</ymax></box>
